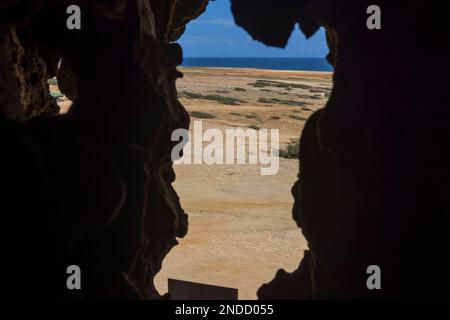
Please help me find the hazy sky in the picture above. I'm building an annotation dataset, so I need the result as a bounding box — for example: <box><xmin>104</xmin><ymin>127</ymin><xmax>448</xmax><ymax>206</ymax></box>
<box><xmin>179</xmin><ymin>0</ymin><xmax>329</xmax><ymax>58</ymax></box>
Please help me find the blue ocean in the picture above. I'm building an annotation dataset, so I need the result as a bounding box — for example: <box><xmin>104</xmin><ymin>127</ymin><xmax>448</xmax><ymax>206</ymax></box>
<box><xmin>182</xmin><ymin>57</ymin><xmax>333</xmax><ymax>72</ymax></box>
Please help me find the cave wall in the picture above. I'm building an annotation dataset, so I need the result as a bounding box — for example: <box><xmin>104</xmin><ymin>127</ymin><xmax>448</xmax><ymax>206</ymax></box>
<box><xmin>231</xmin><ymin>0</ymin><xmax>450</xmax><ymax>299</ymax></box>
<box><xmin>0</xmin><ymin>0</ymin><xmax>207</xmax><ymax>299</ymax></box>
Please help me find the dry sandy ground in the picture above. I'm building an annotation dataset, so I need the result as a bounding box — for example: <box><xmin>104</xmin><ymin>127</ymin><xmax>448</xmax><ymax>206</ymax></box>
<box><xmin>51</xmin><ymin>67</ymin><xmax>333</xmax><ymax>300</ymax></box>
<box><xmin>155</xmin><ymin>68</ymin><xmax>332</xmax><ymax>299</ymax></box>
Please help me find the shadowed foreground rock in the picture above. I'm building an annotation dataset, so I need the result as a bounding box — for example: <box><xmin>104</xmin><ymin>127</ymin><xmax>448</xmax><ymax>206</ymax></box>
<box><xmin>0</xmin><ymin>0</ymin><xmax>207</xmax><ymax>299</ymax></box>
<box><xmin>231</xmin><ymin>0</ymin><xmax>450</xmax><ymax>299</ymax></box>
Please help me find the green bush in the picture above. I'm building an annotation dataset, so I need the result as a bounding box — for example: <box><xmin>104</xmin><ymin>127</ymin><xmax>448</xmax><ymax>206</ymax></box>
<box><xmin>250</xmin><ymin>80</ymin><xmax>312</xmax><ymax>90</ymax></box>
<box><xmin>47</xmin><ymin>77</ymin><xmax>58</xmax><ymax>86</ymax></box>
<box><xmin>279</xmin><ymin>139</ymin><xmax>300</xmax><ymax>159</ymax></box>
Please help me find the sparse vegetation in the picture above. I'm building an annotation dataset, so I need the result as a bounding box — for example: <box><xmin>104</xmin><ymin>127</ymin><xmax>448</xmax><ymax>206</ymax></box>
<box><xmin>249</xmin><ymin>80</ymin><xmax>312</xmax><ymax>90</ymax></box>
<box><xmin>183</xmin><ymin>91</ymin><xmax>245</xmax><ymax>106</ymax></box>
<box><xmin>309</xmin><ymin>87</ymin><xmax>331</xmax><ymax>94</ymax></box>
<box><xmin>181</xmin><ymin>91</ymin><xmax>205</xmax><ymax>99</ymax></box>
<box><xmin>190</xmin><ymin>111</ymin><xmax>217</xmax><ymax>119</ymax></box>
<box><xmin>47</xmin><ymin>77</ymin><xmax>58</xmax><ymax>86</ymax></box>
<box><xmin>257</xmin><ymin>98</ymin><xmax>273</xmax><ymax>104</ymax></box>
<box><xmin>235</xmin><ymin>87</ymin><xmax>247</xmax><ymax>92</ymax></box>
<box><xmin>279</xmin><ymin>139</ymin><xmax>300</xmax><ymax>159</ymax></box>
<box><xmin>258</xmin><ymin>97</ymin><xmax>306</xmax><ymax>107</ymax></box>
<box><xmin>230</xmin><ymin>112</ymin><xmax>241</xmax><ymax>116</ymax></box>
<box><xmin>289</xmin><ymin>114</ymin><xmax>308</xmax><ymax>121</ymax></box>
<box><xmin>50</xmin><ymin>91</ymin><xmax>63</xmax><ymax>98</ymax></box>
<box><xmin>248</xmin><ymin>125</ymin><xmax>260</xmax><ymax>131</ymax></box>
<box><xmin>270</xmin><ymin>116</ymin><xmax>281</xmax><ymax>120</ymax></box>
<box><xmin>245</xmin><ymin>114</ymin><xmax>259</xmax><ymax>119</ymax></box>
<box><xmin>215</xmin><ymin>90</ymin><xmax>231</xmax><ymax>94</ymax></box>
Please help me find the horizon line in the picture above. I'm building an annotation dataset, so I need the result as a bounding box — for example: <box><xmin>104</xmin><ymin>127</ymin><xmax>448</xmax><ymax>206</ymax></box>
<box><xmin>183</xmin><ymin>56</ymin><xmax>327</xmax><ymax>59</ymax></box>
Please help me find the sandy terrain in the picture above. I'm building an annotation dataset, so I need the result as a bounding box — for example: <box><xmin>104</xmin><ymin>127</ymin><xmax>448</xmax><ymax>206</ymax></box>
<box><xmin>155</xmin><ymin>67</ymin><xmax>333</xmax><ymax>299</ymax></box>
<box><xmin>50</xmin><ymin>67</ymin><xmax>333</xmax><ymax>300</ymax></box>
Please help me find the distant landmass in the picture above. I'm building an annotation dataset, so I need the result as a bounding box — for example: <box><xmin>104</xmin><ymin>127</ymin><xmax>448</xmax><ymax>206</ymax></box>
<box><xmin>182</xmin><ymin>57</ymin><xmax>333</xmax><ymax>72</ymax></box>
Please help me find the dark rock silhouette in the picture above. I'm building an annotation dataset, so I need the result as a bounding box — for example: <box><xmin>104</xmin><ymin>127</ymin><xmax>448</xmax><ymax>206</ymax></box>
<box><xmin>231</xmin><ymin>0</ymin><xmax>450</xmax><ymax>299</ymax></box>
<box><xmin>0</xmin><ymin>0</ymin><xmax>207</xmax><ymax>299</ymax></box>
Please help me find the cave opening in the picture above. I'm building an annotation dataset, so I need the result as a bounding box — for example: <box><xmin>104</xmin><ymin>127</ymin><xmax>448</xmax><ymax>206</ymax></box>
<box><xmin>40</xmin><ymin>3</ymin><xmax>335</xmax><ymax>300</ymax></box>
<box><xmin>154</xmin><ymin>0</ymin><xmax>334</xmax><ymax>299</ymax></box>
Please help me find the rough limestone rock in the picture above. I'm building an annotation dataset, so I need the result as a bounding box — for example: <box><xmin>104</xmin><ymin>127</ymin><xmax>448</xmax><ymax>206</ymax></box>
<box><xmin>231</xmin><ymin>0</ymin><xmax>450</xmax><ymax>299</ymax></box>
<box><xmin>0</xmin><ymin>30</ymin><xmax>59</xmax><ymax>121</ymax></box>
<box><xmin>0</xmin><ymin>0</ymin><xmax>208</xmax><ymax>299</ymax></box>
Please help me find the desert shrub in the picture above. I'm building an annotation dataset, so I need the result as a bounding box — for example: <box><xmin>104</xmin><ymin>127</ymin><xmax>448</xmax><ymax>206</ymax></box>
<box><xmin>250</xmin><ymin>80</ymin><xmax>312</xmax><ymax>90</ymax></box>
<box><xmin>258</xmin><ymin>98</ymin><xmax>273</xmax><ymax>104</ymax></box>
<box><xmin>183</xmin><ymin>91</ymin><xmax>245</xmax><ymax>105</ymax></box>
<box><xmin>248</xmin><ymin>125</ymin><xmax>260</xmax><ymax>130</ymax></box>
<box><xmin>270</xmin><ymin>116</ymin><xmax>281</xmax><ymax>120</ymax></box>
<box><xmin>183</xmin><ymin>91</ymin><xmax>202</xmax><ymax>99</ymax></box>
<box><xmin>50</xmin><ymin>91</ymin><xmax>63</xmax><ymax>98</ymax></box>
<box><xmin>279</xmin><ymin>139</ymin><xmax>300</xmax><ymax>159</ymax></box>
<box><xmin>190</xmin><ymin>111</ymin><xmax>217</xmax><ymax>119</ymax></box>
<box><xmin>258</xmin><ymin>97</ymin><xmax>305</xmax><ymax>107</ymax></box>
<box><xmin>47</xmin><ymin>77</ymin><xmax>58</xmax><ymax>86</ymax></box>
<box><xmin>208</xmin><ymin>95</ymin><xmax>244</xmax><ymax>105</ymax></box>
<box><xmin>230</xmin><ymin>112</ymin><xmax>241</xmax><ymax>116</ymax></box>
<box><xmin>235</xmin><ymin>87</ymin><xmax>247</xmax><ymax>92</ymax></box>
<box><xmin>310</xmin><ymin>87</ymin><xmax>330</xmax><ymax>94</ymax></box>
<box><xmin>289</xmin><ymin>114</ymin><xmax>308</xmax><ymax>121</ymax></box>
